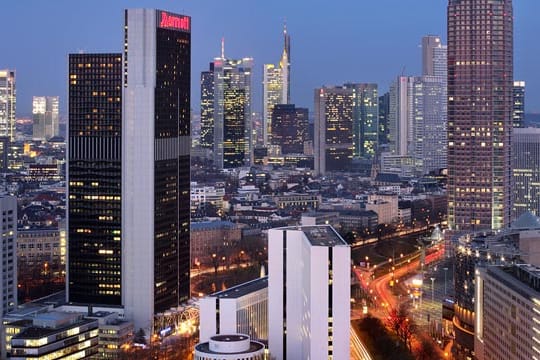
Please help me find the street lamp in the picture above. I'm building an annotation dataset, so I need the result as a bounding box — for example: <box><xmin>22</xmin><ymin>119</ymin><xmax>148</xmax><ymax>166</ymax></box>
<box><xmin>430</xmin><ymin>277</ymin><xmax>436</xmax><ymax>302</ymax></box>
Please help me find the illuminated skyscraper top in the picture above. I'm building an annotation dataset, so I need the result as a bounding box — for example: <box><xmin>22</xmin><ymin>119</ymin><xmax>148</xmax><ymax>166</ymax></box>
<box><xmin>263</xmin><ymin>24</ymin><xmax>291</xmax><ymax>146</ymax></box>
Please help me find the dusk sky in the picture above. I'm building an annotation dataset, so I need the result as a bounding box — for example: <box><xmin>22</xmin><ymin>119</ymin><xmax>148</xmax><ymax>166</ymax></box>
<box><xmin>3</xmin><ymin>0</ymin><xmax>540</xmax><ymax>116</ymax></box>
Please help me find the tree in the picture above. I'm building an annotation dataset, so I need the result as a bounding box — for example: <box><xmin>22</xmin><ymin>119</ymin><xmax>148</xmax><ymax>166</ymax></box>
<box><xmin>386</xmin><ymin>304</ymin><xmax>415</xmax><ymax>351</ymax></box>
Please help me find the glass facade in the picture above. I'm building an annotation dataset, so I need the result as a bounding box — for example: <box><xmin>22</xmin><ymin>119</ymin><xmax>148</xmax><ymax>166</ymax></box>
<box><xmin>68</xmin><ymin>54</ymin><xmax>122</xmax><ymax>306</ymax></box>
<box><xmin>0</xmin><ymin>69</ymin><xmax>15</xmax><ymax>141</ymax></box>
<box><xmin>213</xmin><ymin>58</ymin><xmax>253</xmax><ymax>169</ymax></box>
<box><xmin>346</xmin><ymin>83</ymin><xmax>379</xmax><ymax>159</ymax></box>
<box><xmin>200</xmin><ymin>64</ymin><xmax>215</xmax><ymax>149</ymax></box>
<box><xmin>271</xmin><ymin>104</ymin><xmax>308</xmax><ymax>155</ymax></box>
<box><xmin>314</xmin><ymin>87</ymin><xmax>355</xmax><ymax>175</ymax></box>
<box><xmin>153</xmin><ymin>20</ymin><xmax>191</xmax><ymax>310</ymax></box>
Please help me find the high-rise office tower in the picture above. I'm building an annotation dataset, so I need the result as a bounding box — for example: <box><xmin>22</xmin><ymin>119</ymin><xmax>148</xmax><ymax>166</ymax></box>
<box><xmin>268</xmin><ymin>225</ymin><xmax>350</xmax><ymax>360</ymax></box>
<box><xmin>271</xmin><ymin>104</ymin><xmax>308</xmax><ymax>154</ymax></box>
<box><xmin>512</xmin><ymin>128</ymin><xmax>540</xmax><ymax>219</ymax></box>
<box><xmin>412</xmin><ymin>76</ymin><xmax>447</xmax><ymax>174</ymax></box>
<box><xmin>419</xmin><ymin>35</ymin><xmax>448</xmax><ymax>174</ymax></box>
<box><xmin>378</xmin><ymin>92</ymin><xmax>390</xmax><ymax>146</ymax></box>
<box><xmin>422</xmin><ymin>35</ymin><xmax>448</xmax><ymax>77</ymax></box>
<box><xmin>512</xmin><ymin>81</ymin><xmax>525</xmax><ymax>128</ymax></box>
<box><xmin>123</xmin><ymin>9</ymin><xmax>191</xmax><ymax>330</ymax></box>
<box><xmin>388</xmin><ymin>76</ymin><xmax>414</xmax><ymax>157</ymax></box>
<box><xmin>0</xmin><ymin>196</ymin><xmax>17</xmax><ymax>318</ymax></box>
<box><xmin>447</xmin><ymin>0</ymin><xmax>513</xmax><ymax>231</ymax></box>
<box><xmin>0</xmin><ymin>70</ymin><xmax>16</xmax><ymax>141</ymax></box>
<box><xmin>32</xmin><ymin>96</ymin><xmax>59</xmax><ymax>140</ymax></box>
<box><xmin>314</xmin><ymin>86</ymin><xmax>354</xmax><ymax>175</ymax></box>
<box><xmin>68</xmin><ymin>53</ymin><xmax>123</xmax><ymax>306</ymax></box>
<box><xmin>345</xmin><ymin>83</ymin><xmax>378</xmax><ymax>159</ymax></box>
<box><xmin>200</xmin><ymin>63</ymin><xmax>215</xmax><ymax>149</ymax></box>
<box><xmin>263</xmin><ymin>25</ymin><xmax>290</xmax><ymax>146</ymax></box>
<box><xmin>213</xmin><ymin>52</ymin><xmax>253</xmax><ymax>169</ymax></box>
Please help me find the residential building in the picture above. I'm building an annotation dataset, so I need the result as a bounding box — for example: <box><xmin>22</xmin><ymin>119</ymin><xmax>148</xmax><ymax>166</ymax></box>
<box><xmin>512</xmin><ymin>127</ymin><xmax>540</xmax><ymax>219</ymax></box>
<box><xmin>122</xmin><ymin>9</ymin><xmax>191</xmax><ymax>331</ymax></box>
<box><xmin>199</xmin><ymin>277</ymin><xmax>268</xmax><ymax>343</ymax></box>
<box><xmin>268</xmin><ymin>225</ymin><xmax>350</xmax><ymax>360</ymax></box>
<box><xmin>190</xmin><ymin>221</ymin><xmax>242</xmax><ymax>268</ymax></box>
<box><xmin>32</xmin><ymin>96</ymin><xmax>59</xmax><ymax>140</ymax></box>
<box><xmin>512</xmin><ymin>81</ymin><xmax>525</xmax><ymax>128</ymax></box>
<box><xmin>447</xmin><ymin>0</ymin><xmax>513</xmax><ymax>231</ymax></box>
<box><xmin>68</xmin><ymin>53</ymin><xmax>123</xmax><ymax>307</ymax></box>
<box><xmin>271</xmin><ymin>104</ymin><xmax>308</xmax><ymax>155</ymax></box>
<box><xmin>0</xmin><ymin>70</ymin><xmax>15</xmax><ymax>141</ymax></box>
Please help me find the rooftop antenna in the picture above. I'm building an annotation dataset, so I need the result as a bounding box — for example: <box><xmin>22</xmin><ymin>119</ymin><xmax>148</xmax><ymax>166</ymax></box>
<box><xmin>221</xmin><ymin>37</ymin><xmax>225</xmax><ymax>59</ymax></box>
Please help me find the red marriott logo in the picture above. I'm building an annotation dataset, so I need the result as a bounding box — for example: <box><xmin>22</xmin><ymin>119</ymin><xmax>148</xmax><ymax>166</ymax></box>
<box><xmin>159</xmin><ymin>11</ymin><xmax>190</xmax><ymax>31</ymax></box>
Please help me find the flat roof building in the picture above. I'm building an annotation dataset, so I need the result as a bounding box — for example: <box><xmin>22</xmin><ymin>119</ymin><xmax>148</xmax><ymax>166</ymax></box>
<box><xmin>268</xmin><ymin>225</ymin><xmax>350</xmax><ymax>360</ymax></box>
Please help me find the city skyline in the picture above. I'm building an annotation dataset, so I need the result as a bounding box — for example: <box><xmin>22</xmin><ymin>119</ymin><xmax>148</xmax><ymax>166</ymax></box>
<box><xmin>3</xmin><ymin>0</ymin><xmax>540</xmax><ymax>116</ymax></box>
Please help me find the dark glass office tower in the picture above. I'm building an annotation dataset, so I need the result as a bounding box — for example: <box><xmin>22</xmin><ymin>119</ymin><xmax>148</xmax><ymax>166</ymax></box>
<box><xmin>200</xmin><ymin>63</ymin><xmax>214</xmax><ymax>149</ymax></box>
<box><xmin>271</xmin><ymin>104</ymin><xmax>308</xmax><ymax>154</ymax></box>
<box><xmin>68</xmin><ymin>53</ymin><xmax>122</xmax><ymax>306</ymax></box>
<box><xmin>447</xmin><ymin>0</ymin><xmax>513</xmax><ymax>231</ymax></box>
<box><xmin>378</xmin><ymin>92</ymin><xmax>390</xmax><ymax>146</ymax></box>
<box><xmin>123</xmin><ymin>9</ymin><xmax>191</xmax><ymax>330</ymax></box>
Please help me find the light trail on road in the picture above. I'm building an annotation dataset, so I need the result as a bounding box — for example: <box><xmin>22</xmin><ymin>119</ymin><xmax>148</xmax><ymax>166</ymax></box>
<box><xmin>350</xmin><ymin>325</ymin><xmax>373</xmax><ymax>360</ymax></box>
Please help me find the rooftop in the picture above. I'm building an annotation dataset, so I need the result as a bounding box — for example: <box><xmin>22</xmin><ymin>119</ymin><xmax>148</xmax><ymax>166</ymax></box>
<box><xmin>280</xmin><ymin>225</ymin><xmax>348</xmax><ymax>247</ymax></box>
<box><xmin>13</xmin><ymin>317</ymin><xmax>97</xmax><ymax>340</ymax></box>
<box><xmin>210</xmin><ymin>276</ymin><xmax>268</xmax><ymax>299</ymax></box>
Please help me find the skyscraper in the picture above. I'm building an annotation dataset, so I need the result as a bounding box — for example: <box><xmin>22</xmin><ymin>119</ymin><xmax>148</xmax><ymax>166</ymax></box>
<box><xmin>388</xmin><ymin>76</ymin><xmax>413</xmax><ymax>157</ymax></box>
<box><xmin>200</xmin><ymin>63</ymin><xmax>215</xmax><ymax>149</ymax></box>
<box><xmin>512</xmin><ymin>80</ymin><xmax>525</xmax><ymax>128</ymax></box>
<box><xmin>68</xmin><ymin>53</ymin><xmax>123</xmax><ymax>307</ymax></box>
<box><xmin>378</xmin><ymin>92</ymin><xmax>390</xmax><ymax>146</ymax></box>
<box><xmin>271</xmin><ymin>104</ymin><xmax>308</xmax><ymax>154</ymax></box>
<box><xmin>263</xmin><ymin>25</ymin><xmax>290</xmax><ymax>146</ymax></box>
<box><xmin>0</xmin><ymin>70</ymin><xmax>15</xmax><ymax>141</ymax></box>
<box><xmin>123</xmin><ymin>9</ymin><xmax>191</xmax><ymax>330</ymax></box>
<box><xmin>0</xmin><ymin>196</ymin><xmax>17</xmax><ymax>318</ymax></box>
<box><xmin>345</xmin><ymin>83</ymin><xmax>378</xmax><ymax>159</ymax></box>
<box><xmin>447</xmin><ymin>0</ymin><xmax>513</xmax><ymax>231</ymax></box>
<box><xmin>32</xmin><ymin>96</ymin><xmax>59</xmax><ymax>140</ymax></box>
<box><xmin>422</xmin><ymin>35</ymin><xmax>447</xmax><ymax>77</ymax></box>
<box><xmin>412</xmin><ymin>75</ymin><xmax>447</xmax><ymax>174</ymax></box>
<box><xmin>512</xmin><ymin>128</ymin><xmax>540</xmax><ymax>219</ymax></box>
<box><xmin>213</xmin><ymin>53</ymin><xmax>253</xmax><ymax>169</ymax></box>
<box><xmin>314</xmin><ymin>86</ymin><xmax>354</xmax><ymax>175</ymax></box>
